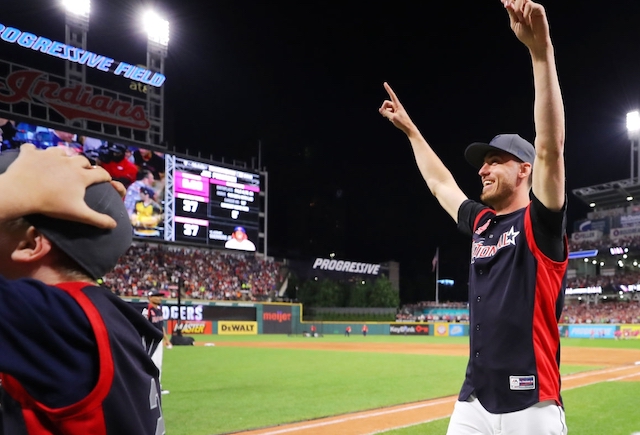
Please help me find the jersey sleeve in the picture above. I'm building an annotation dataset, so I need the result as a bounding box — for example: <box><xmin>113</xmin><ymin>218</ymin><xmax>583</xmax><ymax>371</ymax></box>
<box><xmin>529</xmin><ymin>193</ymin><xmax>567</xmax><ymax>262</ymax></box>
<box><xmin>457</xmin><ymin>199</ymin><xmax>493</xmax><ymax>236</ymax></box>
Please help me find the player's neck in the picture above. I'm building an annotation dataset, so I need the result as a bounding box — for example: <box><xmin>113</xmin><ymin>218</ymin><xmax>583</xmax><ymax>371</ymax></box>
<box><xmin>493</xmin><ymin>190</ymin><xmax>530</xmax><ymax>216</ymax></box>
<box><xmin>29</xmin><ymin>266</ymin><xmax>94</xmax><ymax>285</ymax></box>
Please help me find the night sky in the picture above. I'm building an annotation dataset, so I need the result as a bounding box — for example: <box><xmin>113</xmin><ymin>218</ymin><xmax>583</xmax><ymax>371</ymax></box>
<box><xmin>6</xmin><ymin>0</ymin><xmax>640</xmax><ymax>303</ymax></box>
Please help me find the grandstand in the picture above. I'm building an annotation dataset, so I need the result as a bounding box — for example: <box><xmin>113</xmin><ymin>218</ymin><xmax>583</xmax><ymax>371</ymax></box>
<box><xmin>104</xmin><ymin>242</ymin><xmax>286</xmax><ymax>302</ymax></box>
<box><xmin>567</xmin><ymin>177</ymin><xmax>640</xmax><ymax>306</ymax></box>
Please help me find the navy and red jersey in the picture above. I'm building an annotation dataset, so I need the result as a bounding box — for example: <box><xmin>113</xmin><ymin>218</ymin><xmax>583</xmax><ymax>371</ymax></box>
<box><xmin>456</xmin><ymin>194</ymin><xmax>568</xmax><ymax>413</ymax></box>
<box><xmin>0</xmin><ymin>279</ymin><xmax>164</xmax><ymax>434</ymax></box>
<box><xmin>146</xmin><ymin>304</ymin><xmax>165</xmax><ymax>332</ymax></box>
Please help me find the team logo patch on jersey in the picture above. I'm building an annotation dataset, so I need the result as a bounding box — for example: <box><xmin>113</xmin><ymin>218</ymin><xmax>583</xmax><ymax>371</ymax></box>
<box><xmin>509</xmin><ymin>375</ymin><xmax>536</xmax><ymax>390</ymax></box>
<box><xmin>471</xmin><ymin>226</ymin><xmax>520</xmax><ymax>263</ymax></box>
<box><xmin>474</xmin><ymin>218</ymin><xmax>492</xmax><ymax>235</ymax></box>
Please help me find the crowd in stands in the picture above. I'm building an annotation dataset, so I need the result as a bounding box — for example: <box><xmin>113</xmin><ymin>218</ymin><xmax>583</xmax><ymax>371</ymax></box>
<box><xmin>396</xmin><ymin>301</ymin><xmax>469</xmax><ymax>322</ymax></box>
<box><xmin>396</xmin><ymin>300</ymin><xmax>640</xmax><ymax>324</ymax></box>
<box><xmin>562</xmin><ymin>302</ymin><xmax>640</xmax><ymax>324</ymax></box>
<box><xmin>103</xmin><ymin>243</ymin><xmax>283</xmax><ymax>301</ymax></box>
<box><xmin>569</xmin><ymin>234</ymin><xmax>640</xmax><ymax>253</ymax></box>
<box><xmin>567</xmin><ymin>271</ymin><xmax>640</xmax><ymax>292</ymax></box>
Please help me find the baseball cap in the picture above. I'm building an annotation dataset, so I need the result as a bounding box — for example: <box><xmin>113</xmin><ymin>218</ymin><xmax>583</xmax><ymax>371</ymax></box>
<box><xmin>147</xmin><ymin>290</ymin><xmax>163</xmax><ymax>297</ymax></box>
<box><xmin>0</xmin><ymin>149</ymin><xmax>132</xmax><ymax>280</ymax></box>
<box><xmin>464</xmin><ymin>134</ymin><xmax>535</xmax><ymax>169</ymax></box>
<box><xmin>140</xmin><ymin>186</ymin><xmax>154</xmax><ymax>196</ymax></box>
<box><xmin>107</xmin><ymin>142</ymin><xmax>127</xmax><ymax>154</ymax></box>
<box><xmin>233</xmin><ymin>226</ymin><xmax>246</xmax><ymax>233</ymax></box>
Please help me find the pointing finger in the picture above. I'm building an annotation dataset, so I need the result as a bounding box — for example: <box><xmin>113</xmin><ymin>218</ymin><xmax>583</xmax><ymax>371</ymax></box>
<box><xmin>383</xmin><ymin>82</ymin><xmax>401</xmax><ymax>105</ymax></box>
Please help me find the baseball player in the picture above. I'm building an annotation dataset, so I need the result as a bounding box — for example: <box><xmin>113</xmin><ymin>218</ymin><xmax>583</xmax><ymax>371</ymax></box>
<box><xmin>0</xmin><ymin>145</ymin><xmax>165</xmax><ymax>434</ymax></box>
<box><xmin>146</xmin><ymin>290</ymin><xmax>172</xmax><ymax>387</ymax></box>
<box><xmin>131</xmin><ymin>186</ymin><xmax>162</xmax><ymax>228</ymax></box>
<box><xmin>380</xmin><ymin>1</ymin><xmax>568</xmax><ymax>434</ymax></box>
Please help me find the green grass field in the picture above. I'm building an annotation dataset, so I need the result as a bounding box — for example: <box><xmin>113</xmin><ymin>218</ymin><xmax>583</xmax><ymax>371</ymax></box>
<box><xmin>161</xmin><ymin>335</ymin><xmax>640</xmax><ymax>435</ymax></box>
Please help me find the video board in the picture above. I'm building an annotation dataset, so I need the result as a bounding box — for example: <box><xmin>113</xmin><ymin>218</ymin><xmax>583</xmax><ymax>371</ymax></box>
<box><xmin>0</xmin><ymin>119</ymin><xmax>260</xmax><ymax>252</ymax></box>
<box><xmin>171</xmin><ymin>155</ymin><xmax>260</xmax><ymax>251</ymax></box>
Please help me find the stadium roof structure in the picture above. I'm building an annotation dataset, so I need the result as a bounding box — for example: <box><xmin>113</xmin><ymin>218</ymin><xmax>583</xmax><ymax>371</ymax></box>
<box><xmin>572</xmin><ymin>178</ymin><xmax>640</xmax><ymax>209</ymax></box>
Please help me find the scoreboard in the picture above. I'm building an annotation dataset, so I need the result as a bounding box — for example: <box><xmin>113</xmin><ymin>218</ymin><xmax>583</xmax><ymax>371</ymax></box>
<box><xmin>0</xmin><ymin>119</ymin><xmax>262</xmax><ymax>253</ymax></box>
<box><xmin>171</xmin><ymin>156</ymin><xmax>260</xmax><ymax>250</ymax></box>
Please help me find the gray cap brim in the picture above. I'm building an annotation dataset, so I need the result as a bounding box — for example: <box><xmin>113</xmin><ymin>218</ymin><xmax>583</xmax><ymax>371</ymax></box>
<box><xmin>464</xmin><ymin>142</ymin><xmax>501</xmax><ymax>169</ymax></box>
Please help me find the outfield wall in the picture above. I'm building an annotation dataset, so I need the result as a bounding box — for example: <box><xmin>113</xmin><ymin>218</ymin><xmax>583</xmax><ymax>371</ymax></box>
<box><xmin>122</xmin><ymin>298</ymin><xmax>639</xmax><ymax>339</ymax></box>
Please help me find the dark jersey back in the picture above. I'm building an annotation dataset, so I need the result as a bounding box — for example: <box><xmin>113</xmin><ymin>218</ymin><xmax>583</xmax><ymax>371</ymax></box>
<box><xmin>0</xmin><ymin>282</ymin><xmax>164</xmax><ymax>435</ymax></box>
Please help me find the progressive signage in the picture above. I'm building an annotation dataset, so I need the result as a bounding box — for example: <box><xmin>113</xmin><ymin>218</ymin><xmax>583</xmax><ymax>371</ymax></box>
<box><xmin>312</xmin><ymin>258</ymin><xmax>381</xmax><ymax>275</ymax></box>
<box><xmin>0</xmin><ymin>23</ymin><xmax>165</xmax><ymax>87</ymax></box>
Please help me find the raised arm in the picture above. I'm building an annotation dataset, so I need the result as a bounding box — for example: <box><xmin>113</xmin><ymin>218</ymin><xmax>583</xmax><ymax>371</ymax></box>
<box><xmin>504</xmin><ymin>0</ymin><xmax>565</xmax><ymax>211</ymax></box>
<box><xmin>379</xmin><ymin>82</ymin><xmax>468</xmax><ymax>222</ymax></box>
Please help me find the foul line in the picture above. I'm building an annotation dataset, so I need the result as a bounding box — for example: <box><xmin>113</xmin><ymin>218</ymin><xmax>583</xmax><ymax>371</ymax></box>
<box><xmin>223</xmin><ymin>365</ymin><xmax>640</xmax><ymax>435</ymax></box>
<box><xmin>224</xmin><ymin>397</ymin><xmax>455</xmax><ymax>435</ymax></box>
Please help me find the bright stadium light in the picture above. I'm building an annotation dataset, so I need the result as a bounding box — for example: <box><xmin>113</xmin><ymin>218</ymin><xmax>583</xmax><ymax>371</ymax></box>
<box><xmin>143</xmin><ymin>10</ymin><xmax>170</xmax><ymax>47</ymax></box>
<box><xmin>62</xmin><ymin>0</ymin><xmax>90</xmax><ymax>17</ymax></box>
<box><xmin>627</xmin><ymin>111</ymin><xmax>640</xmax><ymax>181</ymax></box>
<box><xmin>627</xmin><ymin>111</ymin><xmax>640</xmax><ymax>132</ymax></box>
<box><xmin>589</xmin><ymin>202</ymin><xmax>596</xmax><ymax>208</ymax></box>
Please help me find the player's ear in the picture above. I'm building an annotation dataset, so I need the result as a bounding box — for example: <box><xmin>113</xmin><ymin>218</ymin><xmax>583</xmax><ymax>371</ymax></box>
<box><xmin>519</xmin><ymin>162</ymin><xmax>532</xmax><ymax>179</ymax></box>
<box><xmin>11</xmin><ymin>226</ymin><xmax>54</xmax><ymax>263</ymax></box>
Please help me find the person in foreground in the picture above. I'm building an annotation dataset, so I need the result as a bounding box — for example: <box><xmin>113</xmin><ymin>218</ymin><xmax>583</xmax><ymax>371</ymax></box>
<box><xmin>380</xmin><ymin>1</ymin><xmax>568</xmax><ymax>434</ymax></box>
<box><xmin>0</xmin><ymin>144</ymin><xmax>165</xmax><ymax>434</ymax></box>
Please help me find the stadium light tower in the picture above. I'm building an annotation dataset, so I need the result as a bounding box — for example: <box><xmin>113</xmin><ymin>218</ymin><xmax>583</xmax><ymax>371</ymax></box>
<box><xmin>62</xmin><ymin>0</ymin><xmax>90</xmax><ymax>129</ymax></box>
<box><xmin>143</xmin><ymin>11</ymin><xmax>170</xmax><ymax>48</ymax></box>
<box><xmin>62</xmin><ymin>0</ymin><xmax>90</xmax><ymax>17</ymax></box>
<box><xmin>143</xmin><ymin>9</ymin><xmax>168</xmax><ymax>147</ymax></box>
<box><xmin>627</xmin><ymin>110</ymin><xmax>640</xmax><ymax>181</ymax></box>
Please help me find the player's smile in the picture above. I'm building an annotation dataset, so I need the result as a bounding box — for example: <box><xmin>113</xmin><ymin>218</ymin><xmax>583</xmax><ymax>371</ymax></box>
<box><xmin>482</xmin><ymin>179</ymin><xmax>496</xmax><ymax>193</ymax></box>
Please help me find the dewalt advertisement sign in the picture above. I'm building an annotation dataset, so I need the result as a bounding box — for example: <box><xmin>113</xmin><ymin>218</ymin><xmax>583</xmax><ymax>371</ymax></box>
<box><xmin>218</xmin><ymin>321</ymin><xmax>258</xmax><ymax>335</ymax></box>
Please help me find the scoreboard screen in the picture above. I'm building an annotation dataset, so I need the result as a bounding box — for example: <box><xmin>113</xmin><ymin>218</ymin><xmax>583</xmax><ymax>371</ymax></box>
<box><xmin>171</xmin><ymin>156</ymin><xmax>260</xmax><ymax>251</ymax></box>
<box><xmin>0</xmin><ymin>119</ymin><xmax>261</xmax><ymax>252</ymax></box>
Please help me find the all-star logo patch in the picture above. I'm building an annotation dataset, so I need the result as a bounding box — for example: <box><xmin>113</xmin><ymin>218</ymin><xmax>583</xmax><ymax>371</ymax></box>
<box><xmin>509</xmin><ymin>375</ymin><xmax>536</xmax><ymax>390</ymax></box>
<box><xmin>471</xmin><ymin>226</ymin><xmax>521</xmax><ymax>263</ymax></box>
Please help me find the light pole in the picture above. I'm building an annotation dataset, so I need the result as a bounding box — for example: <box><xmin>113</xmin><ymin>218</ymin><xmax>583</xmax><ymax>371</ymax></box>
<box><xmin>62</xmin><ymin>0</ymin><xmax>90</xmax><ymax>130</ymax></box>
<box><xmin>627</xmin><ymin>110</ymin><xmax>640</xmax><ymax>181</ymax></box>
<box><xmin>143</xmin><ymin>10</ymin><xmax>169</xmax><ymax>147</ymax></box>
